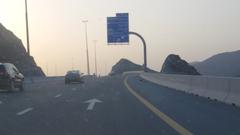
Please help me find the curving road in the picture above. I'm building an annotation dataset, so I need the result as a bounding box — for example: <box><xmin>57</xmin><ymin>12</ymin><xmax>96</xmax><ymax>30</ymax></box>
<box><xmin>0</xmin><ymin>75</ymin><xmax>240</xmax><ymax>135</ymax></box>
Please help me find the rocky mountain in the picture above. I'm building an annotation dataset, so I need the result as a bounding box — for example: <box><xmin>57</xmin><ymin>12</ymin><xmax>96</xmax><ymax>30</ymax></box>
<box><xmin>0</xmin><ymin>23</ymin><xmax>45</xmax><ymax>77</ymax></box>
<box><xmin>161</xmin><ymin>54</ymin><xmax>200</xmax><ymax>75</ymax></box>
<box><xmin>109</xmin><ymin>59</ymin><xmax>156</xmax><ymax>75</ymax></box>
<box><xmin>191</xmin><ymin>50</ymin><xmax>240</xmax><ymax>77</ymax></box>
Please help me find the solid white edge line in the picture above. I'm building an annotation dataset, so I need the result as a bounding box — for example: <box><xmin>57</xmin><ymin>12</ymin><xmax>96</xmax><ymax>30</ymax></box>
<box><xmin>16</xmin><ymin>107</ymin><xmax>34</xmax><ymax>116</ymax></box>
<box><xmin>55</xmin><ymin>94</ymin><xmax>62</xmax><ymax>98</ymax></box>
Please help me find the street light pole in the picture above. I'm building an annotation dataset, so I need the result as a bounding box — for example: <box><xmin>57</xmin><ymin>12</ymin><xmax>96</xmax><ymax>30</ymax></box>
<box><xmin>25</xmin><ymin>0</ymin><xmax>30</xmax><ymax>55</ymax></box>
<box><xmin>71</xmin><ymin>57</ymin><xmax>74</xmax><ymax>70</ymax></box>
<box><xmin>82</xmin><ymin>20</ymin><xmax>90</xmax><ymax>75</ymax></box>
<box><xmin>93</xmin><ymin>40</ymin><xmax>98</xmax><ymax>76</ymax></box>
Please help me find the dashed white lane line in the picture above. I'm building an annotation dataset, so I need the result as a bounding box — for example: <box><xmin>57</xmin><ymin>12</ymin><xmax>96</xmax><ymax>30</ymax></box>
<box><xmin>16</xmin><ymin>108</ymin><xmax>33</xmax><ymax>116</ymax></box>
<box><xmin>55</xmin><ymin>94</ymin><xmax>62</xmax><ymax>98</ymax></box>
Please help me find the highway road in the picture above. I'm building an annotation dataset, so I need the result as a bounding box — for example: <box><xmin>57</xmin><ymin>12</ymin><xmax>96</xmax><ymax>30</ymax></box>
<box><xmin>0</xmin><ymin>74</ymin><xmax>240</xmax><ymax>135</ymax></box>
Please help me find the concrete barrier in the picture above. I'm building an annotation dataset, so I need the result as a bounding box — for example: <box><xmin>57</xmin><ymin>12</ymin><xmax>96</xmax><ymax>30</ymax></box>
<box><xmin>140</xmin><ymin>73</ymin><xmax>172</xmax><ymax>88</ymax></box>
<box><xmin>122</xmin><ymin>71</ymin><xmax>144</xmax><ymax>77</ymax></box>
<box><xmin>202</xmin><ymin>77</ymin><xmax>230</xmax><ymax>102</ymax></box>
<box><xmin>140</xmin><ymin>73</ymin><xmax>240</xmax><ymax>107</ymax></box>
<box><xmin>225</xmin><ymin>78</ymin><xmax>240</xmax><ymax>105</ymax></box>
<box><xmin>140</xmin><ymin>73</ymin><xmax>191</xmax><ymax>92</ymax></box>
<box><xmin>189</xmin><ymin>76</ymin><xmax>208</xmax><ymax>96</ymax></box>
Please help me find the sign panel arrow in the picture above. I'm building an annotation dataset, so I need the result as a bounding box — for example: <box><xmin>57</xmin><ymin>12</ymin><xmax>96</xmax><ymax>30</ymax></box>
<box><xmin>84</xmin><ymin>99</ymin><xmax>102</xmax><ymax>111</ymax></box>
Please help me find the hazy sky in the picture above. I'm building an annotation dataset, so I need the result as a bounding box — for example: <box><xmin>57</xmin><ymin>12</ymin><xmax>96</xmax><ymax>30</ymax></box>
<box><xmin>0</xmin><ymin>0</ymin><xmax>240</xmax><ymax>76</ymax></box>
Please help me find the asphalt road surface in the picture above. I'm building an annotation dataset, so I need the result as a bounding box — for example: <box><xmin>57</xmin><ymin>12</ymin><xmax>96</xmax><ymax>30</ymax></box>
<box><xmin>0</xmin><ymin>74</ymin><xmax>240</xmax><ymax>135</ymax></box>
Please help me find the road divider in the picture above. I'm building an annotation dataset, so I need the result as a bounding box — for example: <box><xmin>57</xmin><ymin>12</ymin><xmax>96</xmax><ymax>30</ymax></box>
<box><xmin>124</xmin><ymin>76</ymin><xmax>193</xmax><ymax>135</ymax></box>
<box><xmin>140</xmin><ymin>73</ymin><xmax>240</xmax><ymax>107</ymax></box>
<box><xmin>122</xmin><ymin>71</ymin><xmax>144</xmax><ymax>77</ymax></box>
<box><xmin>16</xmin><ymin>107</ymin><xmax>33</xmax><ymax>116</ymax></box>
<box><xmin>225</xmin><ymin>78</ymin><xmax>240</xmax><ymax>106</ymax></box>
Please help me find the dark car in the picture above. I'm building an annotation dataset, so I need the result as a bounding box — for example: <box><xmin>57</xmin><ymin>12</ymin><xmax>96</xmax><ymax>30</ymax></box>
<box><xmin>65</xmin><ymin>70</ymin><xmax>83</xmax><ymax>84</ymax></box>
<box><xmin>0</xmin><ymin>63</ymin><xmax>24</xmax><ymax>91</ymax></box>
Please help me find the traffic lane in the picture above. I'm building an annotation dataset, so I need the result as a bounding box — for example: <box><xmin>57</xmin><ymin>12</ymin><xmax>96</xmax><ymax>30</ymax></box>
<box><xmin>0</xmin><ymin>81</ymin><xmax>53</xmax><ymax>119</ymax></box>
<box><xmin>0</xmin><ymin>76</ymin><xmax>106</xmax><ymax>135</ymax></box>
<box><xmin>127</xmin><ymin>75</ymin><xmax>240</xmax><ymax>135</ymax></box>
<box><xmin>0</xmin><ymin>77</ymin><xmax>65</xmax><ymax>111</ymax></box>
<box><xmin>0</xmin><ymin>76</ymin><xmax>109</xmax><ymax>135</ymax></box>
<box><xmin>64</xmin><ymin>75</ymin><xmax>179</xmax><ymax>135</ymax></box>
<box><xmin>95</xmin><ymin>76</ymin><xmax>178</xmax><ymax>135</ymax></box>
<box><xmin>0</xmin><ymin>75</ymin><xmax>178</xmax><ymax>135</ymax></box>
<box><xmin>58</xmin><ymin>75</ymin><xmax>178</xmax><ymax>135</ymax></box>
<box><xmin>0</xmin><ymin>77</ymin><xmax>87</xmax><ymax>135</ymax></box>
<box><xmin>0</xmin><ymin>77</ymin><xmax>80</xmax><ymax>134</ymax></box>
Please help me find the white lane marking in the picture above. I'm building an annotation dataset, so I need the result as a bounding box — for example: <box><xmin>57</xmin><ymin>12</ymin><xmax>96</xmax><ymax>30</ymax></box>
<box><xmin>84</xmin><ymin>99</ymin><xmax>102</xmax><ymax>111</ymax></box>
<box><xmin>72</xmin><ymin>88</ymin><xmax>77</xmax><ymax>91</ymax></box>
<box><xmin>55</xmin><ymin>94</ymin><xmax>62</xmax><ymax>98</ymax></box>
<box><xmin>16</xmin><ymin>108</ymin><xmax>33</xmax><ymax>116</ymax></box>
<box><xmin>0</xmin><ymin>101</ymin><xmax>2</xmax><ymax>104</ymax></box>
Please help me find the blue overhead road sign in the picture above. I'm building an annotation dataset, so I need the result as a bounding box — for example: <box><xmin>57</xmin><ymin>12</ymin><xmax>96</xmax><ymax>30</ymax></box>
<box><xmin>107</xmin><ymin>13</ymin><xmax>129</xmax><ymax>44</ymax></box>
<box><xmin>106</xmin><ymin>13</ymin><xmax>147</xmax><ymax>71</ymax></box>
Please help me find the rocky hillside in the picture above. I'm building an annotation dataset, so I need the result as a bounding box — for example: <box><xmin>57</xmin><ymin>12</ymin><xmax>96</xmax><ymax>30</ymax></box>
<box><xmin>161</xmin><ymin>54</ymin><xmax>200</xmax><ymax>75</ymax></box>
<box><xmin>0</xmin><ymin>23</ymin><xmax>45</xmax><ymax>77</ymax></box>
<box><xmin>109</xmin><ymin>59</ymin><xmax>156</xmax><ymax>75</ymax></box>
<box><xmin>192</xmin><ymin>50</ymin><xmax>240</xmax><ymax>77</ymax></box>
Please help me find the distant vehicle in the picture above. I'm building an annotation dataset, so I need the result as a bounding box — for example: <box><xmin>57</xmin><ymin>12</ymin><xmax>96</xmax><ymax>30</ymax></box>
<box><xmin>65</xmin><ymin>70</ymin><xmax>83</xmax><ymax>84</ymax></box>
<box><xmin>0</xmin><ymin>63</ymin><xmax>24</xmax><ymax>91</ymax></box>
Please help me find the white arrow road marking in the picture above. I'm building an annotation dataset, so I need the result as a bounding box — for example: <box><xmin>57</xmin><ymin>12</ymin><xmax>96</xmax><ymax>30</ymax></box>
<box><xmin>16</xmin><ymin>108</ymin><xmax>33</xmax><ymax>116</ymax></box>
<box><xmin>84</xmin><ymin>99</ymin><xmax>102</xmax><ymax>111</ymax></box>
<box><xmin>55</xmin><ymin>94</ymin><xmax>62</xmax><ymax>98</ymax></box>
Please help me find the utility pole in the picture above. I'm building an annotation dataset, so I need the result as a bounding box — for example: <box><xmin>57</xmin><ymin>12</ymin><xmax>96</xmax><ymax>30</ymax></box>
<box><xmin>25</xmin><ymin>0</ymin><xmax>30</xmax><ymax>55</ymax></box>
<box><xmin>46</xmin><ymin>63</ymin><xmax>49</xmax><ymax>76</ymax></box>
<box><xmin>55</xmin><ymin>64</ymin><xmax>58</xmax><ymax>76</ymax></box>
<box><xmin>93</xmin><ymin>40</ymin><xmax>98</xmax><ymax>76</ymax></box>
<box><xmin>82</xmin><ymin>20</ymin><xmax>90</xmax><ymax>75</ymax></box>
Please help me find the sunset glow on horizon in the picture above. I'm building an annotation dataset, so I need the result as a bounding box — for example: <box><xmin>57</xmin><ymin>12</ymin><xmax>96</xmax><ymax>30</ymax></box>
<box><xmin>1</xmin><ymin>0</ymin><xmax>240</xmax><ymax>76</ymax></box>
